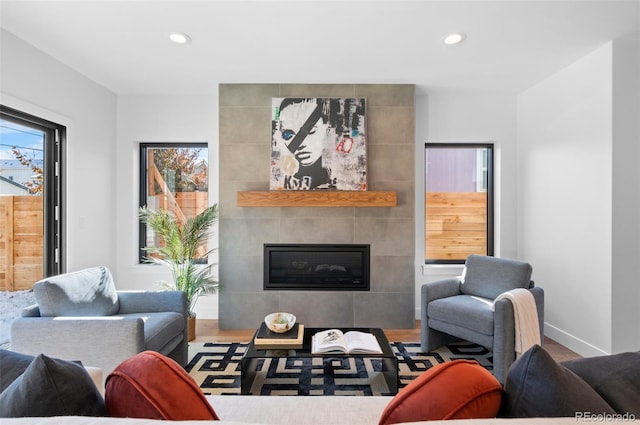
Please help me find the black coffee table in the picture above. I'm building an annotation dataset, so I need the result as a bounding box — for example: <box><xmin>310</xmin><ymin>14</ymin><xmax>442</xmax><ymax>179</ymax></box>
<box><xmin>240</xmin><ymin>327</ymin><xmax>398</xmax><ymax>395</ymax></box>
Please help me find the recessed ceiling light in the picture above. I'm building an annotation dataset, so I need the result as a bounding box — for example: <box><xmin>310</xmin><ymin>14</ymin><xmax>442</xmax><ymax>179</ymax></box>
<box><xmin>443</xmin><ymin>33</ymin><xmax>466</xmax><ymax>45</ymax></box>
<box><xmin>169</xmin><ymin>32</ymin><xmax>191</xmax><ymax>45</ymax></box>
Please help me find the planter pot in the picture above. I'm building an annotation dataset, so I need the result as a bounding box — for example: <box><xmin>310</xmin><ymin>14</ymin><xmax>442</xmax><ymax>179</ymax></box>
<box><xmin>188</xmin><ymin>315</ymin><xmax>196</xmax><ymax>341</ymax></box>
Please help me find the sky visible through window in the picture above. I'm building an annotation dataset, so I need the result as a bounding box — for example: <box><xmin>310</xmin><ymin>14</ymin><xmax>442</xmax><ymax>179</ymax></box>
<box><xmin>0</xmin><ymin>119</ymin><xmax>44</xmax><ymax>160</ymax></box>
<box><xmin>0</xmin><ymin>119</ymin><xmax>45</xmax><ymax>193</ymax></box>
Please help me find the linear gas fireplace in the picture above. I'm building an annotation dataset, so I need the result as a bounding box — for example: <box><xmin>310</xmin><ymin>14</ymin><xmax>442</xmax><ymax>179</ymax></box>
<box><xmin>264</xmin><ymin>244</ymin><xmax>370</xmax><ymax>291</ymax></box>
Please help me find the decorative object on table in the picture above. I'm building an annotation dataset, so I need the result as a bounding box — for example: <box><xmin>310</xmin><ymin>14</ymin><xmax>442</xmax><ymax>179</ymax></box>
<box><xmin>253</xmin><ymin>322</ymin><xmax>304</xmax><ymax>350</ymax></box>
<box><xmin>138</xmin><ymin>204</ymin><xmax>219</xmax><ymax>341</ymax></box>
<box><xmin>270</xmin><ymin>97</ymin><xmax>367</xmax><ymax>191</ymax></box>
<box><xmin>264</xmin><ymin>312</ymin><xmax>296</xmax><ymax>333</ymax></box>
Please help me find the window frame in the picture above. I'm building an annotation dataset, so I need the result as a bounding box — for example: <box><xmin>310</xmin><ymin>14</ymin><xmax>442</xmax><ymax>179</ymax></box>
<box><xmin>424</xmin><ymin>142</ymin><xmax>494</xmax><ymax>265</ymax></box>
<box><xmin>0</xmin><ymin>104</ymin><xmax>65</xmax><ymax>276</ymax></box>
<box><xmin>138</xmin><ymin>142</ymin><xmax>208</xmax><ymax>263</ymax></box>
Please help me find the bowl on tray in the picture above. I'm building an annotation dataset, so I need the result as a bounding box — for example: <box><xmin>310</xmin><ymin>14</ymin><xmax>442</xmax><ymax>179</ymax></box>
<box><xmin>264</xmin><ymin>312</ymin><xmax>296</xmax><ymax>333</ymax></box>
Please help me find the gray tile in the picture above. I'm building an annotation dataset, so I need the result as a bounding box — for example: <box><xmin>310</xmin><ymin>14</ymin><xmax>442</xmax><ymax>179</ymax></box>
<box><xmin>220</xmin><ymin>218</ymin><xmax>281</xmax><ymax>257</ymax></box>
<box><xmin>368</xmin><ymin>144</ymin><xmax>415</xmax><ymax>182</ymax></box>
<box><xmin>355</xmin><ymin>218</ymin><xmax>414</xmax><ymax>257</ymax></box>
<box><xmin>218</xmin><ymin>291</ymin><xmax>279</xmax><ymax>329</ymax></box>
<box><xmin>219</xmin><ymin>144</ymin><xmax>270</xmax><ymax>182</ymax></box>
<box><xmin>219</xmin><ymin>255</ymin><xmax>263</xmax><ymax>293</ymax></box>
<box><xmin>282</xmin><ymin>206</ymin><xmax>355</xmax><ymax>219</ymax></box>
<box><xmin>369</xmin><ymin>256</ymin><xmax>415</xmax><ymax>292</ymax></box>
<box><xmin>219</xmin><ymin>107</ymin><xmax>271</xmax><ymax>144</ymax></box>
<box><xmin>219</xmin><ymin>84</ymin><xmax>279</xmax><ymax>107</ymax></box>
<box><xmin>353</xmin><ymin>292</ymin><xmax>415</xmax><ymax>329</ymax></box>
<box><xmin>367</xmin><ymin>107</ymin><xmax>415</xmax><ymax>146</ymax></box>
<box><xmin>355</xmin><ymin>85</ymin><xmax>415</xmax><ymax>107</ymax></box>
<box><xmin>280</xmin><ymin>218</ymin><xmax>354</xmax><ymax>244</ymax></box>
<box><xmin>278</xmin><ymin>292</ymin><xmax>354</xmax><ymax>327</ymax></box>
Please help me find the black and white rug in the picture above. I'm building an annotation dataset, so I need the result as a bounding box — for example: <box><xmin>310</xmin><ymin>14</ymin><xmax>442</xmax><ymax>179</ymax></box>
<box><xmin>186</xmin><ymin>341</ymin><xmax>492</xmax><ymax>396</ymax></box>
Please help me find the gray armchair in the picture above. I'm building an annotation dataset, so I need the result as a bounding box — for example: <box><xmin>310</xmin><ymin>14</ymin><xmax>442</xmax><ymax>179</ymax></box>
<box><xmin>421</xmin><ymin>255</ymin><xmax>544</xmax><ymax>383</ymax></box>
<box><xmin>10</xmin><ymin>266</ymin><xmax>188</xmax><ymax>379</ymax></box>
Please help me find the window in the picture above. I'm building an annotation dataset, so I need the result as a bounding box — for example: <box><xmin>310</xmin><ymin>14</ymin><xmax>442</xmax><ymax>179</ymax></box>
<box><xmin>425</xmin><ymin>143</ymin><xmax>493</xmax><ymax>264</ymax></box>
<box><xmin>0</xmin><ymin>105</ymin><xmax>65</xmax><ymax>287</ymax></box>
<box><xmin>139</xmin><ymin>143</ymin><xmax>209</xmax><ymax>263</ymax></box>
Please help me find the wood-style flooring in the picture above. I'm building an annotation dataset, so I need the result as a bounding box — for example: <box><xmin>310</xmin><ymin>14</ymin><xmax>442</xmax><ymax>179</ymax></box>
<box><xmin>194</xmin><ymin>319</ymin><xmax>581</xmax><ymax>362</ymax></box>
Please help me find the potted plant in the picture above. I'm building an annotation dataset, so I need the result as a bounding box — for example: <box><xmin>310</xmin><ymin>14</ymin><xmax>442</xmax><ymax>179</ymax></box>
<box><xmin>138</xmin><ymin>204</ymin><xmax>219</xmax><ymax>341</ymax></box>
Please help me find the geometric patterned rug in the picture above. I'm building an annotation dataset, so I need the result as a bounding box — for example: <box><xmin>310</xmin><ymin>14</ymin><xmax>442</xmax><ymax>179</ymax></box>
<box><xmin>186</xmin><ymin>341</ymin><xmax>492</xmax><ymax>396</ymax></box>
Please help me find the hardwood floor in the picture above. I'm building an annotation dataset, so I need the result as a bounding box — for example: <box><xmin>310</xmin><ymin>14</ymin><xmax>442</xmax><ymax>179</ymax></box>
<box><xmin>194</xmin><ymin>319</ymin><xmax>581</xmax><ymax>362</ymax></box>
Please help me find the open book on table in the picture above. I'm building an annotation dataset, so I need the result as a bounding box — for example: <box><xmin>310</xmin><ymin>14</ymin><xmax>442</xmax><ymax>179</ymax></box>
<box><xmin>311</xmin><ymin>329</ymin><xmax>383</xmax><ymax>355</ymax></box>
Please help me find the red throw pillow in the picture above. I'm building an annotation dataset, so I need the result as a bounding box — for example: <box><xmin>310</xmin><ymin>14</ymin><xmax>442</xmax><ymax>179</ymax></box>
<box><xmin>379</xmin><ymin>359</ymin><xmax>502</xmax><ymax>425</ymax></box>
<box><xmin>105</xmin><ymin>351</ymin><xmax>218</xmax><ymax>420</ymax></box>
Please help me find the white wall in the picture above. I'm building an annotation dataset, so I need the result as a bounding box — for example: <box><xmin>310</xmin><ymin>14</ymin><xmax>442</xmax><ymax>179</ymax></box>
<box><xmin>414</xmin><ymin>93</ymin><xmax>519</xmax><ymax>317</ymax></box>
<box><xmin>115</xmin><ymin>94</ymin><xmax>220</xmax><ymax>319</ymax></box>
<box><xmin>518</xmin><ymin>43</ymin><xmax>614</xmax><ymax>356</ymax></box>
<box><xmin>0</xmin><ymin>29</ymin><xmax>118</xmax><ymax>273</ymax></box>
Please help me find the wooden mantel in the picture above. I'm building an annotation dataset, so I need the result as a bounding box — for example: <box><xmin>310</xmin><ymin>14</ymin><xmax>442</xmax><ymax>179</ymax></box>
<box><xmin>237</xmin><ymin>191</ymin><xmax>397</xmax><ymax>207</ymax></box>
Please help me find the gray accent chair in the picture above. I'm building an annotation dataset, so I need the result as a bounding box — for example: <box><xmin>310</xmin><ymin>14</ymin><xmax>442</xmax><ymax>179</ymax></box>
<box><xmin>421</xmin><ymin>254</ymin><xmax>544</xmax><ymax>384</ymax></box>
<box><xmin>10</xmin><ymin>266</ymin><xmax>188</xmax><ymax>380</ymax></box>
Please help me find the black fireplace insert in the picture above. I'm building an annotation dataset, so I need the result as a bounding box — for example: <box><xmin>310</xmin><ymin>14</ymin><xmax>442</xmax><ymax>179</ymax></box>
<box><xmin>263</xmin><ymin>244</ymin><xmax>370</xmax><ymax>291</ymax></box>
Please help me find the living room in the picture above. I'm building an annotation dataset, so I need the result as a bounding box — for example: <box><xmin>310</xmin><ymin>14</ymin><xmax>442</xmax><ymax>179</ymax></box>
<box><xmin>1</xmin><ymin>0</ymin><xmax>638</xmax><ymax>373</ymax></box>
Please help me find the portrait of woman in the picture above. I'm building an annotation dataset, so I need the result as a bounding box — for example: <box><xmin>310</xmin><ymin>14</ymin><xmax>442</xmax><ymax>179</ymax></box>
<box><xmin>270</xmin><ymin>97</ymin><xmax>367</xmax><ymax>191</ymax></box>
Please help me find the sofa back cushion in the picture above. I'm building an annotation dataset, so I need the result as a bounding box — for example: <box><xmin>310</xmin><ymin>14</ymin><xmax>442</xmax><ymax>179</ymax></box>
<box><xmin>0</xmin><ymin>353</ymin><xmax>106</xmax><ymax>417</ymax></box>
<box><xmin>562</xmin><ymin>351</ymin><xmax>640</xmax><ymax>416</ymax></box>
<box><xmin>460</xmin><ymin>254</ymin><xmax>532</xmax><ymax>300</ymax></box>
<box><xmin>33</xmin><ymin>266</ymin><xmax>119</xmax><ymax>316</ymax></box>
<box><xmin>105</xmin><ymin>351</ymin><xmax>218</xmax><ymax>420</ymax></box>
<box><xmin>500</xmin><ymin>345</ymin><xmax>616</xmax><ymax>417</ymax></box>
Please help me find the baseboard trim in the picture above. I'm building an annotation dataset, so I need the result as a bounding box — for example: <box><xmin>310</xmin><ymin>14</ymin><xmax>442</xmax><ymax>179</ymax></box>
<box><xmin>544</xmin><ymin>323</ymin><xmax>609</xmax><ymax>358</ymax></box>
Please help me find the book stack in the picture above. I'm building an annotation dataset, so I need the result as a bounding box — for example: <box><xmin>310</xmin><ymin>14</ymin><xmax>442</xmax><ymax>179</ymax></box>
<box><xmin>253</xmin><ymin>322</ymin><xmax>304</xmax><ymax>350</ymax></box>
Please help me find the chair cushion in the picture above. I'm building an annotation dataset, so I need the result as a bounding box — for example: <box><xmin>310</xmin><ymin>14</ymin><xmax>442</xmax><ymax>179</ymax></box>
<box><xmin>378</xmin><ymin>359</ymin><xmax>502</xmax><ymax>424</ymax></box>
<box><xmin>460</xmin><ymin>255</ymin><xmax>532</xmax><ymax>299</ymax></box>
<box><xmin>118</xmin><ymin>312</ymin><xmax>184</xmax><ymax>352</ymax></box>
<box><xmin>0</xmin><ymin>353</ymin><xmax>106</xmax><ymax>417</ymax></box>
<box><xmin>428</xmin><ymin>295</ymin><xmax>494</xmax><ymax>335</ymax></box>
<box><xmin>105</xmin><ymin>351</ymin><xmax>218</xmax><ymax>420</ymax></box>
<box><xmin>562</xmin><ymin>351</ymin><xmax>640</xmax><ymax>415</ymax></box>
<box><xmin>500</xmin><ymin>344</ymin><xmax>616</xmax><ymax>417</ymax></box>
<box><xmin>33</xmin><ymin>266</ymin><xmax>119</xmax><ymax>316</ymax></box>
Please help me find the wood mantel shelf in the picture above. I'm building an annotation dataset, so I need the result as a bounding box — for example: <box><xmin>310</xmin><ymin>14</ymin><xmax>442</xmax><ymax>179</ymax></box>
<box><xmin>237</xmin><ymin>191</ymin><xmax>397</xmax><ymax>207</ymax></box>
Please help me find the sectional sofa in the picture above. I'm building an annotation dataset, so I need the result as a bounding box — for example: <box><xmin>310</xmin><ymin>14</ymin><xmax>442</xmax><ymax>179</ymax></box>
<box><xmin>1</xmin><ymin>344</ymin><xmax>637</xmax><ymax>425</ymax></box>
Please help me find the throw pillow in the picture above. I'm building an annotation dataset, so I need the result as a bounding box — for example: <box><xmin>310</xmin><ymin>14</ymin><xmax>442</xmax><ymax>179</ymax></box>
<box><xmin>500</xmin><ymin>344</ymin><xmax>616</xmax><ymax>417</ymax></box>
<box><xmin>34</xmin><ymin>266</ymin><xmax>119</xmax><ymax>316</ymax></box>
<box><xmin>0</xmin><ymin>353</ymin><xmax>106</xmax><ymax>417</ymax></box>
<box><xmin>0</xmin><ymin>350</ymin><xmax>34</xmax><ymax>393</ymax></box>
<box><xmin>105</xmin><ymin>350</ymin><xmax>218</xmax><ymax>420</ymax></box>
<box><xmin>562</xmin><ymin>351</ymin><xmax>640</xmax><ymax>416</ymax></box>
<box><xmin>378</xmin><ymin>359</ymin><xmax>502</xmax><ymax>425</ymax></box>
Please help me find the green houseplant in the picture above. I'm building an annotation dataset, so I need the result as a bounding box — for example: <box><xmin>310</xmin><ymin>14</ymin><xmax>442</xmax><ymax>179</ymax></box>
<box><xmin>138</xmin><ymin>204</ymin><xmax>219</xmax><ymax>340</ymax></box>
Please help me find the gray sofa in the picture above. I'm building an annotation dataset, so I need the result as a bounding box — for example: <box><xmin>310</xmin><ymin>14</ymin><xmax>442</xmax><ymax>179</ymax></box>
<box><xmin>10</xmin><ymin>266</ymin><xmax>187</xmax><ymax>378</ymax></box>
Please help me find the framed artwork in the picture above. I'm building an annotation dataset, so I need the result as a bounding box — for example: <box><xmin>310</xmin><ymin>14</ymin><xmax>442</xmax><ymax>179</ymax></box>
<box><xmin>270</xmin><ymin>97</ymin><xmax>367</xmax><ymax>191</ymax></box>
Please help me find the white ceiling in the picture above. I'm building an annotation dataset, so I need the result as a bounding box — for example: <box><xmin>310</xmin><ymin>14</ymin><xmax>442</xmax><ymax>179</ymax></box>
<box><xmin>1</xmin><ymin>0</ymin><xmax>638</xmax><ymax>96</ymax></box>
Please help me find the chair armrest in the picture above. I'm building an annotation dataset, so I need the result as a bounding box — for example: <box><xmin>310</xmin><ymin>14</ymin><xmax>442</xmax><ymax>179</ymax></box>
<box><xmin>421</xmin><ymin>278</ymin><xmax>461</xmax><ymax>306</ymax></box>
<box><xmin>117</xmin><ymin>290</ymin><xmax>187</xmax><ymax>315</ymax></box>
<box><xmin>11</xmin><ymin>317</ymin><xmax>145</xmax><ymax>377</ymax></box>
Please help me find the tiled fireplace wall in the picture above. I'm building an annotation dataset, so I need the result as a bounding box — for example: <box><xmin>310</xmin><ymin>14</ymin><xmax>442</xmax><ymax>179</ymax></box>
<box><xmin>218</xmin><ymin>84</ymin><xmax>415</xmax><ymax>329</ymax></box>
